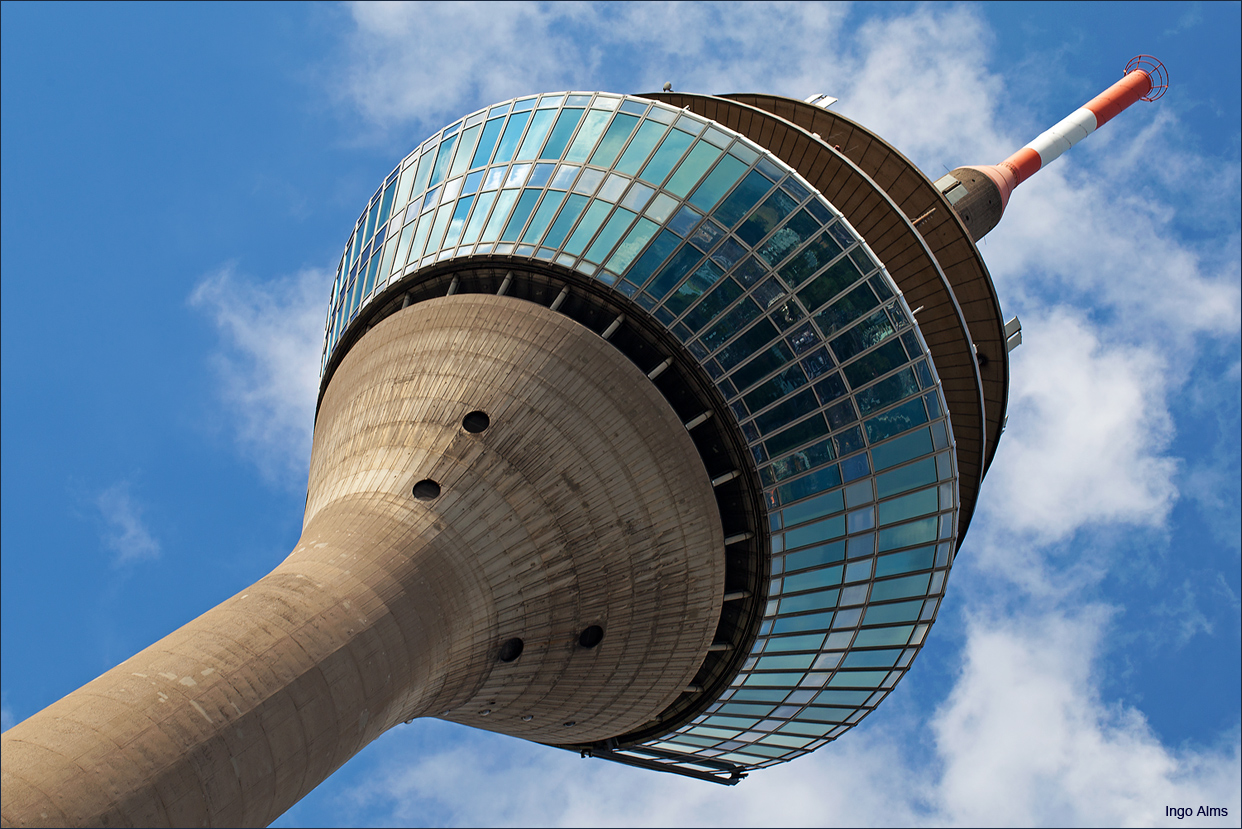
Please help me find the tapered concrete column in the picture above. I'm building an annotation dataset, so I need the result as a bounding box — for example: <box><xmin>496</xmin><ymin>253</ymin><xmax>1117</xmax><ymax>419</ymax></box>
<box><xmin>2</xmin><ymin>295</ymin><xmax>724</xmax><ymax>828</ymax></box>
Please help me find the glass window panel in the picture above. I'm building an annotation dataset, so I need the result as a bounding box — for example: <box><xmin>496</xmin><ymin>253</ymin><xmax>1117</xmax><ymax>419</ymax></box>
<box><xmin>744</xmin><ymin>365</ymin><xmax>808</xmax><ymax>413</ymax></box>
<box><xmin>689</xmin><ymin>218</ymin><xmax>725</xmax><ymax>252</ymax></box>
<box><xmin>871</xmin><ymin>427</ymin><xmax>933</xmax><ymax>472</ymax></box>
<box><xmin>772</xmin><ymin>447</ymin><xmax>837</xmax><ymax>490</ymax></box>
<box><xmin>605</xmin><ymin>218</ymin><xmax>659</xmax><ymax>273</ymax></box>
<box><xmin>412</xmin><ymin>147</ymin><xmax>437</xmax><ymax>196</ymax></box>
<box><xmin>390</xmin><ymin>221</ymin><xmax>416</xmax><ymax>274</ymax></box>
<box><xmin>701</xmin><ymin>297</ymin><xmax>761</xmax><ymax>347</ymax></box>
<box><xmin>757</xmin><ymin>209</ymin><xmax>820</xmax><ymax>268</ymax></box>
<box><xmin>562</xmin><ymin>199</ymin><xmax>612</xmax><ymax>256</ymax></box>
<box><xmin>813</xmin><ymin>285</ymin><xmax>879</xmax><ymax>341</ymax></box>
<box><xmin>779</xmin><ymin>588</ymin><xmax>841</xmax><ymax>614</ymax></box>
<box><xmin>396</xmin><ymin>160</ymin><xmax>420</xmax><ymax>211</ymax></box>
<box><xmin>689</xmin><ymin>154</ymin><xmax>748</xmax><ymax>212</ymax></box>
<box><xmin>737</xmin><ymin>189</ymin><xmax>799</xmax><ymax>247</ymax></box>
<box><xmin>856</xmin><ymin>368</ymin><xmax>920</xmax><ymax>415</ymax></box>
<box><xmin>519</xmin><ymin>191</ymin><xmax>568</xmax><ymax>246</ymax></box>
<box><xmin>564</xmin><ymin>109</ymin><xmax>611</xmax><ymax>163</ymax></box>
<box><xmin>843</xmin><ymin>649</ymin><xmax>902</xmax><ymax>669</ymax></box>
<box><xmin>716</xmin><ymin>169</ymin><xmax>774</xmax><ymax>228</ymax></box>
<box><xmin>512</xmin><ymin>97</ymin><xmax>536</xmax><ymax>112</ymax></box>
<box><xmin>504</xmin><ymin>164</ymin><xmax>532</xmax><ymax>188</ymax></box>
<box><xmin>779</xmin><ymin>231</ymin><xmax>845</xmax><ymax>288</ymax></box>
<box><xmin>772</xmin><ymin>611</ymin><xmax>835</xmax><ymax>634</ymax></box>
<box><xmin>870</xmin><ymin>573</ymin><xmax>931</xmax><ymax>602</ymax></box>
<box><xmin>843</xmin><ymin>339</ymin><xmax>907</xmax><ymax>390</ymax></box>
<box><xmin>514</xmin><ymin>109</ymin><xmax>556</xmax><ymax>160</ymax></box>
<box><xmin>585</xmin><ymin>207</ymin><xmax>637</xmax><ymax>263</ymax></box>
<box><xmin>422</xmin><ymin>201</ymin><xmax>454</xmax><ymax>255</ymax></box>
<box><xmin>624</xmin><ymin>228</ymin><xmax>679</xmax><ymax>286</ymax></box>
<box><xmin>527</xmin><ymin>163</ymin><xmax>555</xmax><ymax>189</ymax></box>
<box><xmin>588</xmin><ymin>113</ymin><xmax>640</xmax><ymax>168</ymax></box>
<box><xmin>377</xmin><ymin>180</ymin><xmax>397</xmax><ymax>227</ymax></box>
<box><xmin>828</xmin><ymin>670</ymin><xmax>888</xmax><ymax>688</ymax></box>
<box><xmin>787</xmin><ymin>322</ymin><xmax>821</xmax><ymax>356</ymax></box>
<box><xmin>620</xmin><ymin>182</ymin><xmax>655</xmax><ymax>212</ymax></box>
<box><xmin>681</xmin><ymin>274</ymin><xmax>740</xmax><ymax>329</ymax></box>
<box><xmin>831</xmin><ymin>309</ymin><xmax>895</xmax><ymax>363</ymax></box>
<box><xmin>442</xmin><ymin>195</ymin><xmax>475</xmax><ymax>249</ymax></box>
<box><xmin>571</xmin><ymin>167</ymin><xmax>605</xmax><ymax>196</ymax></box>
<box><xmin>730</xmin><ymin>339</ymin><xmax>794</xmax><ymax>390</ymax></box>
<box><xmin>754</xmin><ymin>389</ymin><xmax>819</xmax><ymax>435</ymax></box>
<box><xmin>877</xmin><ymin>517</ymin><xmax>938</xmax><ymax>552</ymax></box>
<box><xmin>500</xmin><ymin>189</ymin><xmax>543</xmax><ymax>242</ymax></box>
<box><xmin>717</xmin><ymin>318</ymin><xmax>779</xmax><ymax>368</ymax></box>
<box><xmin>478</xmin><ymin>189</ymin><xmax>519</xmax><ymax>243</ymax></box>
<box><xmin>539</xmin><ymin>109</ymin><xmax>584</xmax><ymax>160</ymax></box>
<box><xmin>710</xmin><ymin>236</ymin><xmax>747</xmax><ymax>271</ymax></box>
<box><xmin>878</xmin><ymin>487</ymin><xmax>939</xmax><ymax>526</ymax></box>
<box><xmin>799</xmin><ymin>257</ymin><xmax>865</xmax><ymax>314</ymax></box>
<box><xmin>865</xmin><ymin>397</ymin><xmax>929</xmax><ymax>444</ymax></box>
<box><xmin>670</xmin><ymin>262</ymin><xmax>725</xmax><ymax>318</ymax></box>
<box><xmin>469</xmin><ymin>119</ymin><xmax>505</xmax><ymax>169</ymax></box>
<box><xmin>542</xmin><ymin>193</ymin><xmax>590</xmax><ymax>249</ymax></box>
<box><xmin>427</xmin><ymin>134</ymin><xmax>459</xmax><ymax>189</ymax></box>
<box><xmin>408</xmin><ymin>208</ymin><xmax>435</xmax><ymax>258</ymax></box>
<box><xmin>550</xmin><ymin>164</ymin><xmax>579</xmax><ymax>190</ymax></box>
<box><xmin>782</xmin><ymin>566</ymin><xmax>843</xmax><ymax>594</ymax></box>
<box><xmin>598</xmin><ymin>173</ymin><xmax>629</xmax><ymax>202</ymax></box>
<box><xmin>784</xmin><ymin>489</ymin><xmax>844</xmax><ymax>529</ymax></box>
<box><xmin>784</xmin><ymin>512</ymin><xmax>845</xmax><ymax>549</ymax></box>
<box><xmin>765</xmin><ymin>414</ymin><xmax>830</xmax><ymax>461</ymax></box>
<box><xmin>447</xmin><ymin>126</ymin><xmax>481</xmax><ymax>179</ymax></box>
<box><xmin>784</xmin><ymin>541</ymin><xmax>845</xmax><ymax>573</ymax></box>
<box><xmin>666</xmin><ymin>141</ymin><xmax>725</xmax><ymax>197</ymax></box>
<box><xmin>647</xmin><ymin>244</ymin><xmax>703</xmax><ymax>299</ymax></box>
<box><xmin>490</xmin><ymin>111</ymin><xmax>532</xmax><ymax>165</ymax></box>
<box><xmin>614</xmin><ymin>120</ymin><xmax>668</xmax><ymax>176</ymax></box>
<box><xmin>756</xmin><ymin>652</ymin><xmax>816</xmax><ymax>669</ymax></box>
<box><xmin>875</xmin><ymin>457</ymin><xmax>937</xmax><ymax>499</ymax></box>
<box><xmin>716</xmin><ymin>703</ymin><xmax>777</xmax><ymax>718</ymax></box>
<box><xmin>849</xmin><ymin>247</ymin><xmax>876</xmax><ymax>275</ymax></box>
<box><xmin>589</xmin><ymin>94</ymin><xmax>620</xmax><ymax>111</ymax></box>
<box><xmin>874</xmin><ymin>547</ymin><xmax>935</xmax><ymax>578</ymax></box>
<box><xmin>639</xmin><ymin>128</ymin><xmax>695</xmax><ymax>186</ymax></box>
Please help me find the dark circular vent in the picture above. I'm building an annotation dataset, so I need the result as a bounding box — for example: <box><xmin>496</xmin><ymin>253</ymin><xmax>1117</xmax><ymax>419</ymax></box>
<box><xmin>498</xmin><ymin>637</ymin><xmax>524</xmax><ymax>663</ymax></box>
<box><xmin>462</xmin><ymin>410</ymin><xmax>491</xmax><ymax>433</ymax></box>
<box><xmin>412</xmin><ymin>479</ymin><xmax>441</xmax><ymax>500</ymax></box>
<box><xmin>578</xmin><ymin>625</ymin><xmax>604</xmax><ymax>649</ymax></box>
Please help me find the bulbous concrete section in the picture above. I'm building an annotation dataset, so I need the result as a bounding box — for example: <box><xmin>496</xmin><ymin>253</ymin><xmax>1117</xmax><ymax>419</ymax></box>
<box><xmin>1</xmin><ymin>295</ymin><xmax>723</xmax><ymax>828</ymax></box>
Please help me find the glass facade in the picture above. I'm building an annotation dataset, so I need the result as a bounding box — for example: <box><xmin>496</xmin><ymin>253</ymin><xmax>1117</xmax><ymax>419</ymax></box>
<box><xmin>322</xmin><ymin>93</ymin><xmax>959</xmax><ymax>772</ymax></box>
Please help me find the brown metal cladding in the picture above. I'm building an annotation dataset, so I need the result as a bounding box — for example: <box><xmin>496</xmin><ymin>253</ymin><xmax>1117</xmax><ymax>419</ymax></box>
<box><xmin>1</xmin><ymin>296</ymin><xmax>725</xmax><ymax>828</ymax></box>
<box><xmin>649</xmin><ymin>92</ymin><xmax>1010</xmax><ymax>540</ymax></box>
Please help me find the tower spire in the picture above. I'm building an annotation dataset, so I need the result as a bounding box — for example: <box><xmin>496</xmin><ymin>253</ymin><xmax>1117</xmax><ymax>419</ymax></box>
<box><xmin>938</xmin><ymin>56</ymin><xmax>1168</xmax><ymax>241</ymax></box>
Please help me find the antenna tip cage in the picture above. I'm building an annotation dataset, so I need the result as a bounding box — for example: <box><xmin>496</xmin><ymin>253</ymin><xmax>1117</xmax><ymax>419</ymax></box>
<box><xmin>1126</xmin><ymin>55</ymin><xmax>1168</xmax><ymax>101</ymax></box>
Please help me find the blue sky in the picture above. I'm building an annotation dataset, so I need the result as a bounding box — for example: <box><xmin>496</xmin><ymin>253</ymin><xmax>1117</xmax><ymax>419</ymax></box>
<box><xmin>2</xmin><ymin>2</ymin><xmax>1239</xmax><ymax>826</ymax></box>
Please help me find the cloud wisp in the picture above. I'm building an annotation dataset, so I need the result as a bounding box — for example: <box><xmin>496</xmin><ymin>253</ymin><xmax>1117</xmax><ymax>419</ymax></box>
<box><xmin>189</xmin><ymin>265</ymin><xmax>332</xmax><ymax>486</ymax></box>
<box><xmin>95</xmin><ymin>482</ymin><xmax>161</xmax><ymax>566</ymax></box>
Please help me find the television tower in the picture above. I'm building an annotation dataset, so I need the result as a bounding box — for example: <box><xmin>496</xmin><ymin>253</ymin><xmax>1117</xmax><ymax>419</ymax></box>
<box><xmin>1</xmin><ymin>57</ymin><xmax>1165</xmax><ymax>827</ymax></box>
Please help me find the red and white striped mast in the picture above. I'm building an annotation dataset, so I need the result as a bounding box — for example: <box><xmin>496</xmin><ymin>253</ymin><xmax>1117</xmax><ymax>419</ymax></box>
<box><xmin>938</xmin><ymin>56</ymin><xmax>1168</xmax><ymax>241</ymax></box>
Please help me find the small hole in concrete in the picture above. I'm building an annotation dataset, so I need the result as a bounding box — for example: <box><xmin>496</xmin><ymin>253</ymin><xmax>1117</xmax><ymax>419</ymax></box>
<box><xmin>462</xmin><ymin>410</ymin><xmax>491</xmax><ymax>433</ymax></box>
<box><xmin>498</xmin><ymin>637</ymin><xmax>524</xmax><ymax>663</ymax></box>
<box><xmin>563</xmin><ymin>721</ymin><xmax>576</xmax><ymax>727</ymax></box>
<box><xmin>521</xmin><ymin>715</ymin><xmax>533</xmax><ymax>721</ymax></box>
<box><xmin>578</xmin><ymin>625</ymin><xmax>604</xmax><ymax>649</ymax></box>
<box><xmin>413</xmin><ymin>479</ymin><xmax>441</xmax><ymax>500</ymax></box>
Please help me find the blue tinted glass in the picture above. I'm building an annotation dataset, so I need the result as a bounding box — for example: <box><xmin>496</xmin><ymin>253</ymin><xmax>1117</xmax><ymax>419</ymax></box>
<box><xmin>876</xmin><ymin>517</ymin><xmax>937</xmax><ymax>552</ymax></box>
<box><xmin>743</xmin><ymin>365</ymin><xmax>808</xmax><ymax>412</ymax></box>
<box><xmin>623</xmin><ymin>229</ymin><xmax>679</xmax><ymax>285</ymax></box>
<box><xmin>542</xmin><ymin>193</ymin><xmax>590</xmax><ymax>249</ymax></box>
<box><xmin>500</xmin><ymin>189</ymin><xmax>543</xmax><ymax>242</ymax></box>
<box><xmin>606</xmin><ymin>218</ymin><xmax>660</xmax><ymax>273</ymax></box>
<box><xmin>666</xmin><ymin>141</ymin><xmax>724</xmax><ymax>197</ymax></box>
<box><xmin>492</xmin><ymin>111</ymin><xmax>532</xmax><ymax>164</ymax></box>
<box><xmin>585</xmin><ymin>208</ymin><xmax>637</xmax><ymax>263</ymax></box>
<box><xmin>515</xmin><ymin>109</ymin><xmax>556</xmax><ymax>160</ymax></box>
<box><xmin>615</xmin><ymin>120</ymin><xmax>668</xmax><ymax>176</ymax></box>
<box><xmin>864</xmin><ymin>398</ymin><xmax>929</xmax><ymax>444</ymax></box>
<box><xmin>716</xmin><ymin>169</ymin><xmax>774</xmax><ymax>228</ymax></box>
<box><xmin>871</xmin><ymin>427</ymin><xmax>932</xmax><ymax>472</ymax></box>
<box><xmin>470</xmin><ymin>118</ymin><xmax>505</xmax><ymax>168</ymax></box>
<box><xmin>874</xmin><ymin>547</ymin><xmax>935</xmax><ymax>577</ymax></box>
<box><xmin>563</xmin><ymin>200</ymin><xmax>612</xmax><ymax>256</ymax></box>
<box><xmin>540</xmin><ymin>109</ymin><xmax>584</xmax><ymax>159</ymax></box>
<box><xmin>640</xmin><ymin>128</ymin><xmax>695</xmax><ymax>185</ymax></box>
<box><xmin>737</xmin><ymin>189</ymin><xmax>798</xmax><ymax>247</ymax></box>
<box><xmin>701</xmin><ymin>297</ymin><xmax>761</xmax><ymax>347</ymax></box>
<box><xmin>589</xmin><ymin>113</ymin><xmax>640</xmax><ymax>168</ymax></box>
<box><xmin>869</xmin><ymin>573</ymin><xmax>931</xmax><ymax>601</ymax></box>
<box><xmin>875</xmin><ymin>457</ymin><xmax>937</xmax><ymax>498</ymax></box>
<box><xmin>689</xmin><ymin>155</ymin><xmax>748</xmax><ymax>212</ymax></box>
<box><xmin>877</xmin><ymin>487</ymin><xmax>938</xmax><ymax>526</ymax></box>
<box><xmin>564</xmin><ymin>110</ymin><xmax>612</xmax><ymax>164</ymax></box>
<box><xmin>857</xmin><ymin>368</ymin><xmax>920</xmax><ymax>414</ymax></box>
<box><xmin>681</xmin><ymin>274</ymin><xmax>740</xmax><ymax>328</ymax></box>
<box><xmin>428</xmin><ymin>134</ymin><xmax>459</xmax><ymax>188</ymax></box>
<box><xmin>842</xmin><ymin>339</ymin><xmax>907</xmax><ymax>389</ymax></box>
<box><xmin>799</xmin><ymin>257</ymin><xmax>864</xmax><ymax>313</ymax></box>
<box><xmin>766</xmin><ymin>413</ymin><xmax>830</xmax><ymax>457</ymax></box>
<box><xmin>648</xmin><ymin>245</ymin><xmax>703</xmax><ymax>299</ymax></box>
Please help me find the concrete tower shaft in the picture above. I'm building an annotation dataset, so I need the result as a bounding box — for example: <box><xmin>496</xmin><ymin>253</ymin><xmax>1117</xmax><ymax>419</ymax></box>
<box><xmin>0</xmin><ymin>296</ymin><xmax>726</xmax><ymax>827</ymax></box>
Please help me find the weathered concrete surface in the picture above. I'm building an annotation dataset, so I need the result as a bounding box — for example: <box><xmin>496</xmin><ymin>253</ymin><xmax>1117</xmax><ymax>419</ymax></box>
<box><xmin>1</xmin><ymin>295</ymin><xmax>723</xmax><ymax>828</ymax></box>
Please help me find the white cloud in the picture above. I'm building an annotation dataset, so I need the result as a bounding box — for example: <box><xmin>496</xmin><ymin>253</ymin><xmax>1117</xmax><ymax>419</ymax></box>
<box><xmin>189</xmin><ymin>265</ymin><xmax>331</xmax><ymax>485</ymax></box>
<box><xmin>987</xmin><ymin>309</ymin><xmax>1179</xmax><ymax>544</ymax></box>
<box><xmin>95</xmin><ymin>482</ymin><xmax>161</xmax><ymax>566</ymax></box>
<box><xmin>1</xmin><ymin>693</ymin><xmax>15</xmax><ymax>733</ymax></box>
